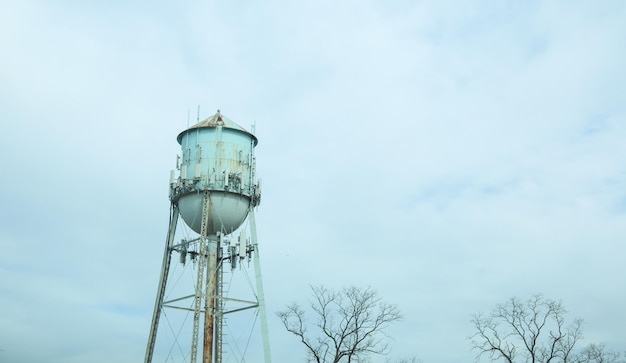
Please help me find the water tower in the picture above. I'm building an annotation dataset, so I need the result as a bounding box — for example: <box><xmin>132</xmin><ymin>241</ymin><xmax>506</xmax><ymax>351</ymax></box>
<box><xmin>144</xmin><ymin>110</ymin><xmax>271</xmax><ymax>363</ymax></box>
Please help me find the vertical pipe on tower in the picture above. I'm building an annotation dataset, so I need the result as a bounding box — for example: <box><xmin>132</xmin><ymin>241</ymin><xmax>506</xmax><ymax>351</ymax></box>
<box><xmin>203</xmin><ymin>238</ymin><xmax>218</xmax><ymax>363</ymax></box>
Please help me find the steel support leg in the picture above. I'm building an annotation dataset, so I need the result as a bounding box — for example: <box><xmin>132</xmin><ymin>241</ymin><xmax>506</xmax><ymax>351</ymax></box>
<box><xmin>249</xmin><ymin>208</ymin><xmax>272</xmax><ymax>363</ymax></box>
<box><xmin>144</xmin><ymin>203</ymin><xmax>180</xmax><ymax>363</ymax></box>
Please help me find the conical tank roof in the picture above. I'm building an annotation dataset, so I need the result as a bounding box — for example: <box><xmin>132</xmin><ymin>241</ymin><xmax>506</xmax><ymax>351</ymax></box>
<box><xmin>177</xmin><ymin>110</ymin><xmax>258</xmax><ymax>145</ymax></box>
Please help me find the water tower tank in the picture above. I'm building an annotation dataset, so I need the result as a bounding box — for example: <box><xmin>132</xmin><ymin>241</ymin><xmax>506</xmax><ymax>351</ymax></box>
<box><xmin>171</xmin><ymin>111</ymin><xmax>260</xmax><ymax>236</ymax></box>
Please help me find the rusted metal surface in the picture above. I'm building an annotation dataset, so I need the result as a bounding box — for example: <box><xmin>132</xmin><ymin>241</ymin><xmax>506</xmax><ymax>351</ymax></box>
<box><xmin>177</xmin><ymin>110</ymin><xmax>258</xmax><ymax>146</ymax></box>
<box><xmin>203</xmin><ymin>239</ymin><xmax>218</xmax><ymax>363</ymax></box>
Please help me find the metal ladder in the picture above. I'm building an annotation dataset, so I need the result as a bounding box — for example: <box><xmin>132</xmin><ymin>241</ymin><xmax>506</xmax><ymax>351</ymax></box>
<box><xmin>190</xmin><ymin>192</ymin><xmax>210</xmax><ymax>363</ymax></box>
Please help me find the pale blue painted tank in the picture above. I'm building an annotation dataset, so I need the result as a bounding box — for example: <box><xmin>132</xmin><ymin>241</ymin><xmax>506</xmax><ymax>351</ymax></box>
<box><xmin>170</xmin><ymin>110</ymin><xmax>260</xmax><ymax>236</ymax></box>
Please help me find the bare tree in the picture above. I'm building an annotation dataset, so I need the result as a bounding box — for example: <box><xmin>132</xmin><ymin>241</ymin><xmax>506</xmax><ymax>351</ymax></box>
<box><xmin>277</xmin><ymin>285</ymin><xmax>403</xmax><ymax>363</ymax></box>
<box><xmin>387</xmin><ymin>357</ymin><xmax>422</xmax><ymax>363</ymax></box>
<box><xmin>470</xmin><ymin>294</ymin><xmax>623</xmax><ymax>363</ymax></box>
<box><xmin>577</xmin><ymin>344</ymin><xmax>624</xmax><ymax>363</ymax></box>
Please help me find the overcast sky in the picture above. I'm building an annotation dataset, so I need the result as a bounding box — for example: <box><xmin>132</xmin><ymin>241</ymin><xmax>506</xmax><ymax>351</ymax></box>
<box><xmin>1</xmin><ymin>0</ymin><xmax>625</xmax><ymax>362</ymax></box>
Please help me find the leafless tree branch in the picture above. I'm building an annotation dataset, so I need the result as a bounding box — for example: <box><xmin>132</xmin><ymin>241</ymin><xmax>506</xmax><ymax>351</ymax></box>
<box><xmin>470</xmin><ymin>295</ymin><xmax>623</xmax><ymax>363</ymax></box>
<box><xmin>277</xmin><ymin>285</ymin><xmax>403</xmax><ymax>363</ymax></box>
